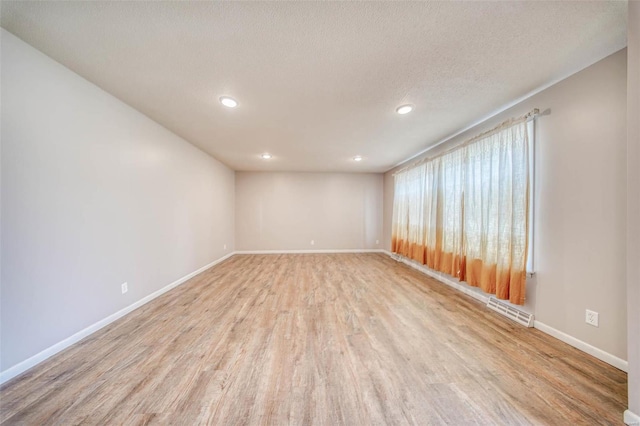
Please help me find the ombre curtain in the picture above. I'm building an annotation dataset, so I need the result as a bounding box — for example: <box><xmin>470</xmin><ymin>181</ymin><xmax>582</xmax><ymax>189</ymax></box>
<box><xmin>463</xmin><ymin>122</ymin><xmax>529</xmax><ymax>304</ymax></box>
<box><xmin>391</xmin><ymin>119</ymin><xmax>530</xmax><ymax>305</ymax></box>
<box><xmin>431</xmin><ymin>151</ymin><xmax>465</xmax><ymax>277</ymax></box>
<box><xmin>392</xmin><ymin>164</ymin><xmax>426</xmax><ymax>260</ymax></box>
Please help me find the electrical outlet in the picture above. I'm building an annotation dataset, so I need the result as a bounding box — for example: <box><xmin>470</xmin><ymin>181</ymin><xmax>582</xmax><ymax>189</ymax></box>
<box><xmin>310</xmin><ymin>240</ymin><xmax>315</xmax><ymax>245</ymax></box>
<box><xmin>224</xmin><ymin>244</ymin><xmax>227</xmax><ymax>250</ymax></box>
<box><xmin>376</xmin><ymin>239</ymin><xmax>379</xmax><ymax>244</ymax></box>
<box><xmin>585</xmin><ymin>309</ymin><xmax>599</xmax><ymax>327</ymax></box>
<box><xmin>121</xmin><ymin>282</ymin><xmax>128</xmax><ymax>294</ymax></box>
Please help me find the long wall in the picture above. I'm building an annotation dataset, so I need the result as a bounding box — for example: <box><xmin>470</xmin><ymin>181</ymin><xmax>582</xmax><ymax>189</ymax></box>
<box><xmin>384</xmin><ymin>49</ymin><xmax>628</xmax><ymax>362</ymax></box>
<box><xmin>0</xmin><ymin>30</ymin><xmax>235</xmax><ymax>374</ymax></box>
<box><xmin>235</xmin><ymin>172</ymin><xmax>383</xmax><ymax>251</ymax></box>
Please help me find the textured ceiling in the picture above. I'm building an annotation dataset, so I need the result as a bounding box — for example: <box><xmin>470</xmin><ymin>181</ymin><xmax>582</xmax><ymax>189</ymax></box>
<box><xmin>0</xmin><ymin>1</ymin><xmax>627</xmax><ymax>172</ymax></box>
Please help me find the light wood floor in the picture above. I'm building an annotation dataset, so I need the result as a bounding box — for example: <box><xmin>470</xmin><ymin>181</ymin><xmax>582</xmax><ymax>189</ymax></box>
<box><xmin>0</xmin><ymin>253</ymin><xmax>627</xmax><ymax>425</ymax></box>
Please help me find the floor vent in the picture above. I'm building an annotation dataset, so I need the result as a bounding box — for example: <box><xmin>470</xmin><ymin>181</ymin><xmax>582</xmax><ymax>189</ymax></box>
<box><xmin>486</xmin><ymin>297</ymin><xmax>534</xmax><ymax>327</ymax></box>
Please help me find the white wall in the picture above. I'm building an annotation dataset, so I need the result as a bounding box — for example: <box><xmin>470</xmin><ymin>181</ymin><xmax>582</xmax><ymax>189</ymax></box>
<box><xmin>626</xmin><ymin>1</ymin><xmax>640</xmax><ymax>420</ymax></box>
<box><xmin>235</xmin><ymin>172</ymin><xmax>383</xmax><ymax>251</ymax></box>
<box><xmin>0</xmin><ymin>30</ymin><xmax>235</xmax><ymax>373</ymax></box>
<box><xmin>384</xmin><ymin>49</ymin><xmax>628</xmax><ymax>361</ymax></box>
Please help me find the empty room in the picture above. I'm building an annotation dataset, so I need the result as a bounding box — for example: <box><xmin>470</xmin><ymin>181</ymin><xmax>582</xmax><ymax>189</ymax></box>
<box><xmin>1</xmin><ymin>1</ymin><xmax>639</xmax><ymax>425</ymax></box>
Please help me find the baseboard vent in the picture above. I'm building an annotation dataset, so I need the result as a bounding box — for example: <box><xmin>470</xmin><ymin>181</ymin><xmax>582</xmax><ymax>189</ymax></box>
<box><xmin>486</xmin><ymin>297</ymin><xmax>534</xmax><ymax>327</ymax></box>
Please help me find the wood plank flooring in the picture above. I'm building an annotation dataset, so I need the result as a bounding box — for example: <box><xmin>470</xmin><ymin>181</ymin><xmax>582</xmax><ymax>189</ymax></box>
<box><xmin>0</xmin><ymin>253</ymin><xmax>627</xmax><ymax>425</ymax></box>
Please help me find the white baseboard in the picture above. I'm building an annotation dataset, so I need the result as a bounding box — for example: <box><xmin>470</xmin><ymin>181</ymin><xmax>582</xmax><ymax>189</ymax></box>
<box><xmin>0</xmin><ymin>252</ymin><xmax>235</xmax><ymax>385</ymax></box>
<box><xmin>533</xmin><ymin>320</ymin><xmax>628</xmax><ymax>372</ymax></box>
<box><xmin>235</xmin><ymin>249</ymin><xmax>385</xmax><ymax>254</ymax></box>
<box><xmin>625</xmin><ymin>410</ymin><xmax>640</xmax><ymax>425</ymax></box>
<box><xmin>382</xmin><ymin>251</ymin><xmax>628</xmax><ymax>372</ymax></box>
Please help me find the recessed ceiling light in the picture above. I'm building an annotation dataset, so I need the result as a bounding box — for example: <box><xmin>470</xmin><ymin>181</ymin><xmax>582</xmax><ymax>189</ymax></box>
<box><xmin>261</xmin><ymin>153</ymin><xmax>272</xmax><ymax>160</ymax></box>
<box><xmin>219</xmin><ymin>96</ymin><xmax>238</xmax><ymax>108</ymax></box>
<box><xmin>396</xmin><ymin>104</ymin><xmax>413</xmax><ymax>115</ymax></box>
<box><xmin>353</xmin><ymin>155</ymin><xmax>363</xmax><ymax>162</ymax></box>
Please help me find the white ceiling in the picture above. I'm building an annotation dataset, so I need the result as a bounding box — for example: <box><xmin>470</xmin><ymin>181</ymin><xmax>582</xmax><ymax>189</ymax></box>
<box><xmin>0</xmin><ymin>1</ymin><xmax>627</xmax><ymax>173</ymax></box>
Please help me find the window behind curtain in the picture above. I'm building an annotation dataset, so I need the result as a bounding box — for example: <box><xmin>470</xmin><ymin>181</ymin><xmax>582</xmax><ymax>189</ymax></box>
<box><xmin>391</xmin><ymin>119</ymin><xmax>531</xmax><ymax>305</ymax></box>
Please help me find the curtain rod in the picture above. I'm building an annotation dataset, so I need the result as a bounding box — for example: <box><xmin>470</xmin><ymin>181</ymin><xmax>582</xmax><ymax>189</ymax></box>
<box><xmin>392</xmin><ymin>108</ymin><xmax>540</xmax><ymax>176</ymax></box>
